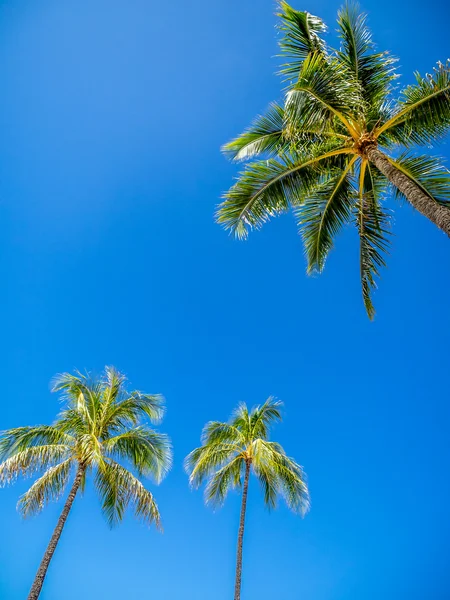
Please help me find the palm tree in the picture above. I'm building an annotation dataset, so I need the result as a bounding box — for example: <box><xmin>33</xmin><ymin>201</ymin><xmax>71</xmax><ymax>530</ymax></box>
<box><xmin>185</xmin><ymin>398</ymin><xmax>310</xmax><ymax>600</ymax></box>
<box><xmin>0</xmin><ymin>366</ymin><xmax>172</xmax><ymax>600</ymax></box>
<box><xmin>217</xmin><ymin>1</ymin><xmax>450</xmax><ymax>318</ymax></box>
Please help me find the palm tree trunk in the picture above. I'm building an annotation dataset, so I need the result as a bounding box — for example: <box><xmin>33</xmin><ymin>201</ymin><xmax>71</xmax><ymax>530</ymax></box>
<box><xmin>27</xmin><ymin>464</ymin><xmax>84</xmax><ymax>600</ymax></box>
<box><xmin>234</xmin><ymin>460</ymin><xmax>251</xmax><ymax>600</ymax></box>
<box><xmin>366</xmin><ymin>146</ymin><xmax>450</xmax><ymax>237</ymax></box>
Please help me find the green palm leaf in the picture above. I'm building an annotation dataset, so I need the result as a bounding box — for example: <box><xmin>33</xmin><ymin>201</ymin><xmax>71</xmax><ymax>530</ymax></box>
<box><xmin>222</xmin><ymin>102</ymin><xmax>287</xmax><ymax>161</ymax></box>
<box><xmin>379</xmin><ymin>61</ymin><xmax>450</xmax><ymax>145</ymax></box>
<box><xmin>388</xmin><ymin>153</ymin><xmax>450</xmax><ymax>206</ymax></box>
<box><xmin>103</xmin><ymin>426</ymin><xmax>172</xmax><ymax>482</ymax></box>
<box><xmin>204</xmin><ymin>457</ymin><xmax>243</xmax><ymax>506</ymax></box>
<box><xmin>277</xmin><ymin>1</ymin><xmax>327</xmax><ymax>81</ymax></box>
<box><xmin>286</xmin><ymin>52</ymin><xmax>363</xmax><ymax>136</ymax></box>
<box><xmin>0</xmin><ymin>445</ymin><xmax>72</xmax><ymax>485</ymax></box>
<box><xmin>336</xmin><ymin>3</ymin><xmax>397</xmax><ymax>116</ymax></box>
<box><xmin>0</xmin><ymin>426</ymin><xmax>74</xmax><ymax>458</ymax></box>
<box><xmin>95</xmin><ymin>459</ymin><xmax>161</xmax><ymax>529</ymax></box>
<box><xmin>299</xmin><ymin>155</ymin><xmax>358</xmax><ymax>272</ymax></box>
<box><xmin>357</xmin><ymin>161</ymin><xmax>391</xmax><ymax>320</ymax></box>
<box><xmin>217</xmin><ymin>145</ymin><xmax>353</xmax><ymax>238</ymax></box>
<box><xmin>18</xmin><ymin>459</ymin><xmax>74</xmax><ymax>518</ymax></box>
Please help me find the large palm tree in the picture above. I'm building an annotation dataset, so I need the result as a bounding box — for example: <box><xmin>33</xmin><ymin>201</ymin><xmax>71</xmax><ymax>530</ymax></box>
<box><xmin>185</xmin><ymin>398</ymin><xmax>310</xmax><ymax>600</ymax></box>
<box><xmin>217</xmin><ymin>1</ymin><xmax>450</xmax><ymax>318</ymax></box>
<box><xmin>0</xmin><ymin>366</ymin><xmax>172</xmax><ymax>600</ymax></box>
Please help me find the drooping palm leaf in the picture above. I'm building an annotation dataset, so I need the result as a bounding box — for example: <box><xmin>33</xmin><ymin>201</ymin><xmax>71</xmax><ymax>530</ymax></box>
<box><xmin>18</xmin><ymin>459</ymin><xmax>74</xmax><ymax>518</ymax></box>
<box><xmin>95</xmin><ymin>459</ymin><xmax>161</xmax><ymax>528</ymax></box>
<box><xmin>0</xmin><ymin>445</ymin><xmax>72</xmax><ymax>485</ymax></box>
<box><xmin>299</xmin><ymin>155</ymin><xmax>358</xmax><ymax>272</ymax></box>
<box><xmin>356</xmin><ymin>161</ymin><xmax>391</xmax><ymax>319</ymax></box>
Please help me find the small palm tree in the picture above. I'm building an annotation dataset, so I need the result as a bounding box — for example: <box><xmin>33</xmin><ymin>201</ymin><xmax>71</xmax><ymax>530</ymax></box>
<box><xmin>0</xmin><ymin>367</ymin><xmax>172</xmax><ymax>600</ymax></box>
<box><xmin>217</xmin><ymin>1</ymin><xmax>450</xmax><ymax>318</ymax></box>
<box><xmin>185</xmin><ymin>398</ymin><xmax>309</xmax><ymax>600</ymax></box>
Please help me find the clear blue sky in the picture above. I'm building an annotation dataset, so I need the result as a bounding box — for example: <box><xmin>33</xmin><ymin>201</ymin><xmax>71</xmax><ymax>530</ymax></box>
<box><xmin>0</xmin><ymin>0</ymin><xmax>449</xmax><ymax>598</ymax></box>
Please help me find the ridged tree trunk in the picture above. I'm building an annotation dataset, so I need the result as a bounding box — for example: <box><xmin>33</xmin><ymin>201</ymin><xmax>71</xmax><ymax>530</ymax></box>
<box><xmin>234</xmin><ymin>460</ymin><xmax>251</xmax><ymax>600</ymax></box>
<box><xmin>366</xmin><ymin>146</ymin><xmax>450</xmax><ymax>237</ymax></box>
<box><xmin>27</xmin><ymin>464</ymin><xmax>84</xmax><ymax>600</ymax></box>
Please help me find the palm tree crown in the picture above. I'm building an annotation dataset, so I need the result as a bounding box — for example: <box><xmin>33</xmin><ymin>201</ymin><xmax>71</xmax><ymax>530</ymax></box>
<box><xmin>0</xmin><ymin>366</ymin><xmax>172</xmax><ymax>528</ymax></box>
<box><xmin>217</xmin><ymin>1</ymin><xmax>450</xmax><ymax>318</ymax></box>
<box><xmin>185</xmin><ymin>398</ymin><xmax>309</xmax><ymax>513</ymax></box>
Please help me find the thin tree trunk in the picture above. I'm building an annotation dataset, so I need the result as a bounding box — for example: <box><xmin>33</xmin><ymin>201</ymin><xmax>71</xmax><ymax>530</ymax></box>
<box><xmin>366</xmin><ymin>146</ymin><xmax>450</xmax><ymax>237</ymax></box>
<box><xmin>234</xmin><ymin>460</ymin><xmax>251</xmax><ymax>600</ymax></box>
<box><xmin>27</xmin><ymin>464</ymin><xmax>84</xmax><ymax>600</ymax></box>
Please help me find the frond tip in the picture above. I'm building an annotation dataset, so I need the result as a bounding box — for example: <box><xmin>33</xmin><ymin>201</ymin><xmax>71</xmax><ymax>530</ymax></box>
<box><xmin>277</xmin><ymin>2</ymin><xmax>327</xmax><ymax>80</ymax></box>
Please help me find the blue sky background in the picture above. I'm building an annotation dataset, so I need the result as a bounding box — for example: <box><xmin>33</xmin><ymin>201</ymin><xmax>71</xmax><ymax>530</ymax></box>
<box><xmin>0</xmin><ymin>0</ymin><xmax>449</xmax><ymax>598</ymax></box>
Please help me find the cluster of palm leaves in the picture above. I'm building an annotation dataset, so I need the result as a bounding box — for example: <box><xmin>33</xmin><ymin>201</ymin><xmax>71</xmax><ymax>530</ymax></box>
<box><xmin>2</xmin><ymin>2</ymin><xmax>449</xmax><ymax>600</ymax></box>
<box><xmin>185</xmin><ymin>399</ymin><xmax>309</xmax><ymax>600</ymax></box>
<box><xmin>0</xmin><ymin>368</ymin><xmax>172</xmax><ymax>599</ymax></box>
<box><xmin>0</xmin><ymin>367</ymin><xmax>171</xmax><ymax>528</ymax></box>
<box><xmin>217</xmin><ymin>1</ymin><xmax>450</xmax><ymax>318</ymax></box>
<box><xmin>0</xmin><ymin>367</ymin><xmax>307</xmax><ymax>600</ymax></box>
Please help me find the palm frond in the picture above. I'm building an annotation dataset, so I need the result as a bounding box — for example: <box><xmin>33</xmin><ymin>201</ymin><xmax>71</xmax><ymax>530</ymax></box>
<box><xmin>285</xmin><ymin>52</ymin><xmax>362</xmax><ymax>136</ymax></box>
<box><xmin>222</xmin><ymin>100</ymin><xmax>351</xmax><ymax>163</ymax></box>
<box><xmin>266</xmin><ymin>443</ymin><xmax>310</xmax><ymax>515</ymax></box>
<box><xmin>102</xmin><ymin>427</ymin><xmax>172</xmax><ymax>483</ymax></box>
<box><xmin>200</xmin><ymin>421</ymin><xmax>244</xmax><ymax>447</ymax></box>
<box><xmin>18</xmin><ymin>459</ymin><xmax>74</xmax><ymax>518</ymax></box>
<box><xmin>204</xmin><ymin>457</ymin><xmax>243</xmax><ymax>507</ymax></box>
<box><xmin>97</xmin><ymin>367</ymin><xmax>127</xmax><ymax>429</ymax></box>
<box><xmin>250</xmin><ymin>397</ymin><xmax>283</xmax><ymax>440</ymax></box>
<box><xmin>388</xmin><ymin>152</ymin><xmax>450</xmax><ymax>207</ymax></box>
<box><xmin>95</xmin><ymin>460</ymin><xmax>161</xmax><ymax>529</ymax></box>
<box><xmin>277</xmin><ymin>2</ymin><xmax>327</xmax><ymax>81</ymax></box>
<box><xmin>0</xmin><ymin>426</ymin><xmax>74</xmax><ymax>459</ymax></box>
<box><xmin>251</xmin><ymin>440</ymin><xmax>279</xmax><ymax>509</ymax></box>
<box><xmin>222</xmin><ymin>102</ymin><xmax>288</xmax><ymax>161</ymax></box>
<box><xmin>101</xmin><ymin>393</ymin><xmax>166</xmax><ymax>436</ymax></box>
<box><xmin>52</xmin><ymin>371</ymin><xmax>101</xmax><ymax>430</ymax></box>
<box><xmin>298</xmin><ymin>155</ymin><xmax>358</xmax><ymax>273</ymax></box>
<box><xmin>357</xmin><ymin>161</ymin><xmax>391</xmax><ymax>319</ymax></box>
<box><xmin>378</xmin><ymin>61</ymin><xmax>450</xmax><ymax>144</ymax></box>
<box><xmin>217</xmin><ymin>145</ymin><xmax>353</xmax><ymax>239</ymax></box>
<box><xmin>252</xmin><ymin>439</ymin><xmax>309</xmax><ymax>513</ymax></box>
<box><xmin>185</xmin><ymin>443</ymin><xmax>240</xmax><ymax>488</ymax></box>
<box><xmin>0</xmin><ymin>445</ymin><xmax>72</xmax><ymax>485</ymax></box>
<box><xmin>56</xmin><ymin>408</ymin><xmax>90</xmax><ymax>437</ymax></box>
<box><xmin>77</xmin><ymin>433</ymin><xmax>104</xmax><ymax>466</ymax></box>
<box><xmin>336</xmin><ymin>3</ymin><xmax>397</xmax><ymax>114</ymax></box>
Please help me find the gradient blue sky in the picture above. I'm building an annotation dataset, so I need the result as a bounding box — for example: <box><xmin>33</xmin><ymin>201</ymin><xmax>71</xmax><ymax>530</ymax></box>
<box><xmin>0</xmin><ymin>0</ymin><xmax>449</xmax><ymax>598</ymax></box>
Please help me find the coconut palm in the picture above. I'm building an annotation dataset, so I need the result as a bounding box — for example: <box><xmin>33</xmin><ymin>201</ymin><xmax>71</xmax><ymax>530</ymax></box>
<box><xmin>185</xmin><ymin>398</ymin><xmax>309</xmax><ymax>600</ymax></box>
<box><xmin>217</xmin><ymin>1</ymin><xmax>450</xmax><ymax>318</ymax></box>
<box><xmin>0</xmin><ymin>366</ymin><xmax>172</xmax><ymax>600</ymax></box>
